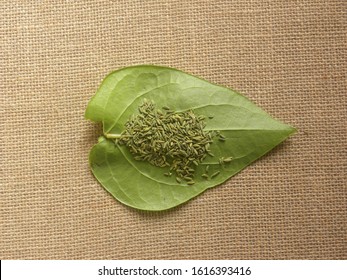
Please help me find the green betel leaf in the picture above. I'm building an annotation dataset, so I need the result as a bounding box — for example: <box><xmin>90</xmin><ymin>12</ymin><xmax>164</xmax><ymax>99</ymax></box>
<box><xmin>85</xmin><ymin>65</ymin><xmax>296</xmax><ymax>211</ymax></box>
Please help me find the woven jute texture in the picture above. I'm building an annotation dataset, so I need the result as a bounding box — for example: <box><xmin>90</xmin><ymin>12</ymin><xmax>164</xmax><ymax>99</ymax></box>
<box><xmin>1</xmin><ymin>0</ymin><xmax>346</xmax><ymax>260</ymax></box>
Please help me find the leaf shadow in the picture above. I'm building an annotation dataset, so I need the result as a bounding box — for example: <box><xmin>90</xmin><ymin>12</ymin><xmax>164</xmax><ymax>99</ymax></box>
<box><xmin>261</xmin><ymin>137</ymin><xmax>296</xmax><ymax>160</ymax></box>
<box><xmin>128</xmin><ymin>202</ymin><xmax>189</xmax><ymax>217</ymax></box>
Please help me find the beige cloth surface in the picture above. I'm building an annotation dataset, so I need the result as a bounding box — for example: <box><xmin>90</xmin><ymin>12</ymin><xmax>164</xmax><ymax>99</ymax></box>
<box><xmin>1</xmin><ymin>0</ymin><xmax>346</xmax><ymax>259</ymax></box>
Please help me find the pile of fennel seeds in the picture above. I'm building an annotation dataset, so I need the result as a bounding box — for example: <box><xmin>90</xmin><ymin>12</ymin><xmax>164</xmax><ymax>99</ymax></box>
<box><xmin>117</xmin><ymin>99</ymin><xmax>226</xmax><ymax>185</ymax></box>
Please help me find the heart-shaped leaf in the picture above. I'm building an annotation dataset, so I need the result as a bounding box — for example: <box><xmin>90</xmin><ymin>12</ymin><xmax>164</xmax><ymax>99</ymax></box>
<box><xmin>85</xmin><ymin>65</ymin><xmax>295</xmax><ymax>211</ymax></box>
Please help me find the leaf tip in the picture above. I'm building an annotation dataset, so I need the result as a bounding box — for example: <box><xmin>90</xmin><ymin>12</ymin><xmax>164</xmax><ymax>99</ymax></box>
<box><xmin>289</xmin><ymin>125</ymin><xmax>298</xmax><ymax>135</ymax></box>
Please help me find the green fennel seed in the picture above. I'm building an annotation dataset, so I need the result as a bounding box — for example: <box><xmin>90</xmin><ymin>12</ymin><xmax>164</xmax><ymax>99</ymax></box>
<box><xmin>223</xmin><ymin>157</ymin><xmax>233</xmax><ymax>163</ymax></box>
<box><xmin>211</xmin><ymin>171</ymin><xmax>220</xmax><ymax>178</ymax></box>
<box><xmin>117</xmin><ymin>100</ymin><xmax>216</xmax><ymax>181</ymax></box>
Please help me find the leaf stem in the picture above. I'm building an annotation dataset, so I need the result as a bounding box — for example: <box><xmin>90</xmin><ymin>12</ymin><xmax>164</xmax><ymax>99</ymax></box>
<box><xmin>105</xmin><ymin>133</ymin><xmax>122</xmax><ymax>139</ymax></box>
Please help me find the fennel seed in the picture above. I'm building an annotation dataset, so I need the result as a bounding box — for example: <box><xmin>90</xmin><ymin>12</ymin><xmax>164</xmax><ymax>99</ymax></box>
<box><xmin>116</xmin><ymin>100</ymin><xmax>231</xmax><ymax>185</ymax></box>
<box><xmin>211</xmin><ymin>171</ymin><xmax>220</xmax><ymax>178</ymax></box>
<box><xmin>117</xmin><ymin>100</ymin><xmax>215</xmax><ymax>181</ymax></box>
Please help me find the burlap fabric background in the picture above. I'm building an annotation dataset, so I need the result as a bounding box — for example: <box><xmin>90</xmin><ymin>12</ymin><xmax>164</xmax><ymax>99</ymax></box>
<box><xmin>1</xmin><ymin>0</ymin><xmax>346</xmax><ymax>260</ymax></box>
